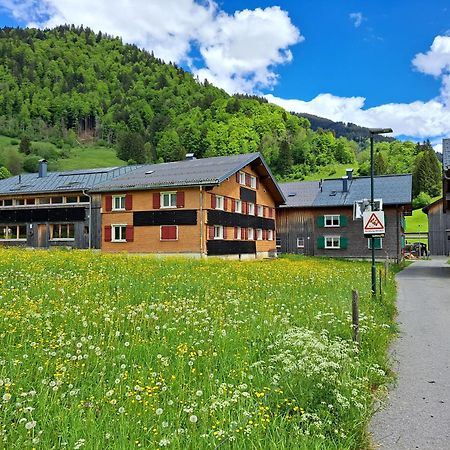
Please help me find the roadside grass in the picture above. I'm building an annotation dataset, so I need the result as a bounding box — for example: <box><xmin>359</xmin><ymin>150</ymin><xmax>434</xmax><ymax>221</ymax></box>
<box><xmin>0</xmin><ymin>250</ymin><xmax>398</xmax><ymax>449</ymax></box>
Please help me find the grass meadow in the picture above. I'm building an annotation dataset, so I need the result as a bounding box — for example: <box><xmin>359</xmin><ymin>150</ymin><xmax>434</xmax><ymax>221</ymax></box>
<box><xmin>0</xmin><ymin>249</ymin><xmax>398</xmax><ymax>449</ymax></box>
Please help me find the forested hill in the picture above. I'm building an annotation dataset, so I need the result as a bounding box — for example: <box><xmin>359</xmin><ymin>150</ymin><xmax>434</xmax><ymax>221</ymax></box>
<box><xmin>0</xmin><ymin>25</ymin><xmax>358</xmax><ymax>179</ymax></box>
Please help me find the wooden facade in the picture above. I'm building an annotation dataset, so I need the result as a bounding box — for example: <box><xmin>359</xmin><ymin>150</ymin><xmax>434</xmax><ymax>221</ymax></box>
<box><xmin>277</xmin><ymin>205</ymin><xmax>407</xmax><ymax>261</ymax></box>
<box><xmin>101</xmin><ymin>163</ymin><xmax>278</xmax><ymax>258</ymax></box>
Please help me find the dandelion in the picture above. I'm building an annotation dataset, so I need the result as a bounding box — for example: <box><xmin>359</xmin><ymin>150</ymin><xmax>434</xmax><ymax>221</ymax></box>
<box><xmin>25</xmin><ymin>421</ymin><xmax>36</xmax><ymax>430</ymax></box>
<box><xmin>156</xmin><ymin>408</ymin><xmax>163</xmax><ymax>416</ymax></box>
<box><xmin>118</xmin><ymin>407</ymin><xmax>125</xmax><ymax>414</ymax></box>
<box><xmin>2</xmin><ymin>393</ymin><xmax>11</xmax><ymax>402</ymax></box>
<box><xmin>189</xmin><ymin>415</ymin><xmax>198</xmax><ymax>423</ymax></box>
<box><xmin>159</xmin><ymin>438</ymin><xmax>170</xmax><ymax>447</ymax></box>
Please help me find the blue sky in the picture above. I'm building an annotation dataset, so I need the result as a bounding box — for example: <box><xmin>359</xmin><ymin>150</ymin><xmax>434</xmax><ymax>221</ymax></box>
<box><xmin>1</xmin><ymin>0</ymin><xmax>450</xmax><ymax>147</ymax></box>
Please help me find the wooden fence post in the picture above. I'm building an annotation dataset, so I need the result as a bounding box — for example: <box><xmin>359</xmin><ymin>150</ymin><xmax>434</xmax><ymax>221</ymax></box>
<box><xmin>352</xmin><ymin>289</ymin><xmax>360</xmax><ymax>345</ymax></box>
<box><xmin>379</xmin><ymin>268</ymin><xmax>383</xmax><ymax>299</ymax></box>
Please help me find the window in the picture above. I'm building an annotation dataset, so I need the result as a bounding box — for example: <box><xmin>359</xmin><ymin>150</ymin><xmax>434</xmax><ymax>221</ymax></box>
<box><xmin>257</xmin><ymin>205</ymin><xmax>264</xmax><ymax>217</ymax></box>
<box><xmin>66</xmin><ymin>196</ymin><xmax>78</xmax><ymax>203</ymax></box>
<box><xmin>256</xmin><ymin>229</ymin><xmax>263</xmax><ymax>240</ymax></box>
<box><xmin>38</xmin><ymin>197</ymin><xmax>51</xmax><ymax>205</ymax></box>
<box><xmin>50</xmin><ymin>224</ymin><xmax>75</xmax><ymax>240</ymax></box>
<box><xmin>235</xmin><ymin>226</ymin><xmax>241</xmax><ymax>240</ymax></box>
<box><xmin>214</xmin><ymin>225</ymin><xmax>223</xmax><ymax>239</ymax></box>
<box><xmin>248</xmin><ymin>202</ymin><xmax>255</xmax><ymax>215</ymax></box>
<box><xmin>268</xmin><ymin>230</ymin><xmax>274</xmax><ymax>241</ymax></box>
<box><xmin>239</xmin><ymin>171</ymin><xmax>246</xmax><ymax>185</ymax></box>
<box><xmin>250</xmin><ymin>176</ymin><xmax>257</xmax><ymax>189</ymax></box>
<box><xmin>1</xmin><ymin>225</ymin><xmax>27</xmax><ymax>240</ymax></box>
<box><xmin>368</xmin><ymin>237</ymin><xmax>383</xmax><ymax>249</ymax></box>
<box><xmin>297</xmin><ymin>237</ymin><xmax>305</xmax><ymax>248</ymax></box>
<box><xmin>161</xmin><ymin>192</ymin><xmax>177</xmax><ymax>208</ymax></box>
<box><xmin>26</xmin><ymin>198</ymin><xmax>35</xmax><ymax>205</ymax></box>
<box><xmin>235</xmin><ymin>199</ymin><xmax>242</xmax><ymax>213</ymax></box>
<box><xmin>325</xmin><ymin>215</ymin><xmax>340</xmax><ymax>227</ymax></box>
<box><xmin>248</xmin><ymin>228</ymin><xmax>254</xmax><ymax>240</ymax></box>
<box><xmin>79</xmin><ymin>196</ymin><xmax>90</xmax><ymax>203</ymax></box>
<box><xmin>112</xmin><ymin>225</ymin><xmax>127</xmax><ymax>242</ymax></box>
<box><xmin>112</xmin><ymin>195</ymin><xmax>126</xmax><ymax>211</ymax></box>
<box><xmin>14</xmin><ymin>199</ymin><xmax>25</xmax><ymax>206</ymax></box>
<box><xmin>51</xmin><ymin>196</ymin><xmax>63</xmax><ymax>204</ymax></box>
<box><xmin>161</xmin><ymin>225</ymin><xmax>178</xmax><ymax>241</ymax></box>
<box><xmin>215</xmin><ymin>195</ymin><xmax>224</xmax><ymax>210</ymax></box>
<box><xmin>3</xmin><ymin>199</ymin><xmax>13</xmax><ymax>206</ymax></box>
<box><xmin>325</xmin><ymin>236</ymin><xmax>341</xmax><ymax>249</ymax></box>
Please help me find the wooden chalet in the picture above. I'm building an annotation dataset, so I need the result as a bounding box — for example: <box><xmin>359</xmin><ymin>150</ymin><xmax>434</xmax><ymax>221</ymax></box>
<box><xmin>276</xmin><ymin>170</ymin><xmax>412</xmax><ymax>261</ymax></box>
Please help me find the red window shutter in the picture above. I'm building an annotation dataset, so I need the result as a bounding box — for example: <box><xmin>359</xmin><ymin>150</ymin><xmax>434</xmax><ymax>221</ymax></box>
<box><xmin>243</xmin><ymin>228</ymin><xmax>248</xmax><ymax>240</ymax></box>
<box><xmin>208</xmin><ymin>225</ymin><xmax>215</xmax><ymax>240</ymax></box>
<box><xmin>254</xmin><ymin>229</ymin><xmax>258</xmax><ymax>240</ymax></box>
<box><xmin>125</xmin><ymin>194</ymin><xmax>133</xmax><ymax>211</ymax></box>
<box><xmin>263</xmin><ymin>206</ymin><xmax>267</xmax><ymax>217</ymax></box>
<box><xmin>104</xmin><ymin>225</ymin><xmax>112</xmax><ymax>242</ymax></box>
<box><xmin>223</xmin><ymin>227</ymin><xmax>227</xmax><ymax>239</ymax></box>
<box><xmin>236</xmin><ymin>172</ymin><xmax>240</xmax><ymax>183</ymax></box>
<box><xmin>243</xmin><ymin>202</ymin><xmax>247</xmax><ymax>215</ymax></box>
<box><xmin>256</xmin><ymin>178</ymin><xmax>259</xmax><ymax>190</ymax></box>
<box><xmin>254</xmin><ymin>204</ymin><xmax>257</xmax><ymax>216</ymax></box>
<box><xmin>105</xmin><ymin>195</ymin><xmax>112</xmax><ymax>212</ymax></box>
<box><xmin>176</xmin><ymin>191</ymin><xmax>185</xmax><ymax>208</ymax></box>
<box><xmin>161</xmin><ymin>225</ymin><xmax>177</xmax><ymax>240</ymax></box>
<box><xmin>231</xmin><ymin>199</ymin><xmax>236</xmax><ymax>212</ymax></box>
<box><xmin>169</xmin><ymin>226</ymin><xmax>177</xmax><ymax>240</ymax></box>
<box><xmin>211</xmin><ymin>194</ymin><xmax>216</xmax><ymax>209</ymax></box>
<box><xmin>269</xmin><ymin>208</ymin><xmax>274</xmax><ymax>218</ymax></box>
<box><xmin>153</xmin><ymin>192</ymin><xmax>160</xmax><ymax>209</ymax></box>
<box><xmin>223</xmin><ymin>197</ymin><xmax>228</xmax><ymax>211</ymax></box>
<box><xmin>245</xmin><ymin>173</ymin><xmax>251</xmax><ymax>187</ymax></box>
<box><xmin>234</xmin><ymin>227</ymin><xmax>238</xmax><ymax>239</ymax></box>
<box><xmin>125</xmin><ymin>225</ymin><xmax>134</xmax><ymax>242</ymax></box>
<box><xmin>263</xmin><ymin>230</ymin><xmax>267</xmax><ymax>240</ymax></box>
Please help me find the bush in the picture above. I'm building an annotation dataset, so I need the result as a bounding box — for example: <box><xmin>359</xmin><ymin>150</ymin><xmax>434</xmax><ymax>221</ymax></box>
<box><xmin>23</xmin><ymin>155</ymin><xmax>41</xmax><ymax>173</ymax></box>
<box><xmin>412</xmin><ymin>191</ymin><xmax>433</xmax><ymax>209</ymax></box>
<box><xmin>10</xmin><ymin>139</ymin><xmax>19</xmax><ymax>145</ymax></box>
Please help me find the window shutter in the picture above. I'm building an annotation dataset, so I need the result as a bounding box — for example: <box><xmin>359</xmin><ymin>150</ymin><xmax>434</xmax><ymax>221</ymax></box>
<box><xmin>241</xmin><ymin>227</ymin><xmax>245</xmax><ymax>240</ymax></box>
<box><xmin>269</xmin><ymin>208</ymin><xmax>274</xmax><ymax>218</ymax></box>
<box><xmin>234</xmin><ymin>227</ymin><xmax>238</xmax><ymax>239</ymax></box>
<box><xmin>231</xmin><ymin>199</ymin><xmax>236</xmax><ymax>212</ymax></box>
<box><xmin>245</xmin><ymin>173</ymin><xmax>251</xmax><ymax>187</ymax></box>
<box><xmin>317</xmin><ymin>236</ymin><xmax>325</xmax><ymax>249</ymax></box>
<box><xmin>153</xmin><ymin>192</ymin><xmax>160</xmax><ymax>209</ymax></box>
<box><xmin>317</xmin><ymin>216</ymin><xmax>325</xmax><ymax>227</ymax></box>
<box><xmin>104</xmin><ymin>225</ymin><xmax>112</xmax><ymax>242</ymax></box>
<box><xmin>211</xmin><ymin>194</ymin><xmax>216</xmax><ymax>209</ymax></box>
<box><xmin>236</xmin><ymin>172</ymin><xmax>240</xmax><ymax>183</ymax></box>
<box><xmin>263</xmin><ymin>229</ymin><xmax>267</xmax><ymax>240</ymax></box>
<box><xmin>254</xmin><ymin>229</ymin><xmax>258</xmax><ymax>240</ymax></box>
<box><xmin>340</xmin><ymin>237</ymin><xmax>348</xmax><ymax>249</ymax></box>
<box><xmin>374</xmin><ymin>237</ymin><xmax>382</xmax><ymax>249</ymax></box>
<box><xmin>105</xmin><ymin>195</ymin><xmax>112</xmax><ymax>212</ymax></box>
<box><xmin>161</xmin><ymin>226</ymin><xmax>177</xmax><ymax>240</ymax></box>
<box><xmin>208</xmin><ymin>226</ymin><xmax>215</xmax><ymax>240</ymax></box>
<box><xmin>340</xmin><ymin>215</ymin><xmax>347</xmax><ymax>226</ymax></box>
<box><xmin>254</xmin><ymin>204</ymin><xmax>257</xmax><ymax>216</ymax></box>
<box><xmin>256</xmin><ymin>178</ymin><xmax>259</xmax><ymax>190</ymax></box>
<box><xmin>223</xmin><ymin>227</ymin><xmax>227</xmax><ymax>239</ymax></box>
<box><xmin>176</xmin><ymin>191</ymin><xmax>185</xmax><ymax>208</ymax></box>
<box><xmin>125</xmin><ymin>194</ymin><xmax>133</xmax><ymax>211</ymax></box>
<box><xmin>243</xmin><ymin>228</ymin><xmax>248</xmax><ymax>240</ymax></box>
<box><xmin>223</xmin><ymin>197</ymin><xmax>228</xmax><ymax>211</ymax></box>
<box><xmin>243</xmin><ymin>202</ymin><xmax>248</xmax><ymax>215</ymax></box>
<box><xmin>125</xmin><ymin>225</ymin><xmax>134</xmax><ymax>242</ymax></box>
<box><xmin>263</xmin><ymin>206</ymin><xmax>267</xmax><ymax>217</ymax></box>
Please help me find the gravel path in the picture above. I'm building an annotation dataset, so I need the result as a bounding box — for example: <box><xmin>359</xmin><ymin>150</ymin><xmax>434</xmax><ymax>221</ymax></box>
<box><xmin>370</xmin><ymin>256</ymin><xmax>450</xmax><ymax>449</ymax></box>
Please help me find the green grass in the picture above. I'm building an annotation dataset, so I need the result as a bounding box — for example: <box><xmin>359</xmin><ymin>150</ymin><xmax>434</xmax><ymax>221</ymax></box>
<box><xmin>57</xmin><ymin>146</ymin><xmax>126</xmax><ymax>170</ymax></box>
<box><xmin>405</xmin><ymin>208</ymin><xmax>428</xmax><ymax>233</ymax></box>
<box><xmin>301</xmin><ymin>163</ymin><xmax>359</xmax><ymax>182</ymax></box>
<box><xmin>0</xmin><ymin>249</ymin><xmax>398</xmax><ymax>449</ymax></box>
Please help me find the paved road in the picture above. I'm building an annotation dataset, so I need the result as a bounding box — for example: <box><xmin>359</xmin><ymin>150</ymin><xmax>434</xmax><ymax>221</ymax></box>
<box><xmin>370</xmin><ymin>257</ymin><xmax>450</xmax><ymax>449</ymax></box>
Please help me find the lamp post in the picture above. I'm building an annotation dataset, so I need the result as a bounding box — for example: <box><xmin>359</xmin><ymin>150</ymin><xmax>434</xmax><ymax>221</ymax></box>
<box><xmin>368</xmin><ymin>128</ymin><xmax>393</xmax><ymax>296</ymax></box>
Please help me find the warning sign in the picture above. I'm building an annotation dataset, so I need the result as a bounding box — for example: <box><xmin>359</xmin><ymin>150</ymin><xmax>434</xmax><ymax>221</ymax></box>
<box><xmin>363</xmin><ymin>211</ymin><xmax>385</xmax><ymax>235</ymax></box>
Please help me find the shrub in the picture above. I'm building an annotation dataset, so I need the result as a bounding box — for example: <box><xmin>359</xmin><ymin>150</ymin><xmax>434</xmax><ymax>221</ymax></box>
<box><xmin>412</xmin><ymin>191</ymin><xmax>433</xmax><ymax>209</ymax></box>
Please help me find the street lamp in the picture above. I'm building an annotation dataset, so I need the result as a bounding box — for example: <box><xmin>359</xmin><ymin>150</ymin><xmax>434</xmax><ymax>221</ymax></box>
<box><xmin>368</xmin><ymin>128</ymin><xmax>393</xmax><ymax>296</ymax></box>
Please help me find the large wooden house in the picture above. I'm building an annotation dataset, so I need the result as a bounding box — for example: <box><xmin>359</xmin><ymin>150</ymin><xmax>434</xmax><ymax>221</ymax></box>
<box><xmin>0</xmin><ymin>153</ymin><xmax>284</xmax><ymax>258</ymax></box>
<box><xmin>276</xmin><ymin>170</ymin><xmax>412</xmax><ymax>261</ymax></box>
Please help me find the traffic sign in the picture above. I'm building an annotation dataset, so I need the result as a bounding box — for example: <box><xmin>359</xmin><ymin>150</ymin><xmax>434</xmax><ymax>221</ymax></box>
<box><xmin>363</xmin><ymin>211</ymin><xmax>385</xmax><ymax>235</ymax></box>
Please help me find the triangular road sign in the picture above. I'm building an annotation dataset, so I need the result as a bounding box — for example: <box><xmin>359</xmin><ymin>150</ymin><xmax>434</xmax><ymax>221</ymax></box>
<box><xmin>363</xmin><ymin>211</ymin><xmax>385</xmax><ymax>234</ymax></box>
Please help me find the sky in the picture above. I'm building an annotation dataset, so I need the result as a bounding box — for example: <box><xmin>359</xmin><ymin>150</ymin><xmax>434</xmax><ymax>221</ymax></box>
<box><xmin>1</xmin><ymin>0</ymin><xmax>450</xmax><ymax>150</ymax></box>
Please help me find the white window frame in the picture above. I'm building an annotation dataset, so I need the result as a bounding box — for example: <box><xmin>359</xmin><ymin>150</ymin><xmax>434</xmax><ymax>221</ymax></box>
<box><xmin>235</xmin><ymin>199</ymin><xmax>242</xmax><ymax>214</ymax></box>
<box><xmin>257</xmin><ymin>205</ymin><xmax>264</xmax><ymax>217</ymax></box>
<box><xmin>239</xmin><ymin>171</ymin><xmax>246</xmax><ymax>185</ymax></box>
<box><xmin>235</xmin><ymin>226</ymin><xmax>241</xmax><ymax>240</ymax></box>
<box><xmin>215</xmin><ymin>195</ymin><xmax>224</xmax><ymax>210</ymax></box>
<box><xmin>248</xmin><ymin>228</ymin><xmax>254</xmax><ymax>240</ymax></box>
<box><xmin>112</xmin><ymin>195</ymin><xmax>126</xmax><ymax>211</ymax></box>
<box><xmin>250</xmin><ymin>175</ymin><xmax>257</xmax><ymax>189</ymax></box>
<box><xmin>248</xmin><ymin>202</ymin><xmax>255</xmax><ymax>215</ymax></box>
<box><xmin>214</xmin><ymin>225</ymin><xmax>223</xmax><ymax>239</ymax></box>
<box><xmin>325</xmin><ymin>236</ymin><xmax>341</xmax><ymax>249</ymax></box>
<box><xmin>256</xmin><ymin>228</ymin><xmax>263</xmax><ymax>240</ymax></box>
<box><xmin>160</xmin><ymin>192</ymin><xmax>177</xmax><ymax>209</ymax></box>
<box><xmin>111</xmin><ymin>224</ymin><xmax>127</xmax><ymax>242</ymax></box>
<box><xmin>297</xmin><ymin>237</ymin><xmax>305</xmax><ymax>248</ymax></box>
<box><xmin>160</xmin><ymin>225</ymin><xmax>178</xmax><ymax>241</ymax></box>
<box><xmin>324</xmin><ymin>215</ymin><xmax>340</xmax><ymax>227</ymax></box>
<box><xmin>267</xmin><ymin>230</ymin><xmax>274</xmax><ymax>241</ymax></box>
<box><xmin>368</xmin><ymin>238</ymin><xmax>383</xmax><ymax>249</ymax></box>
<box><xmin>50</xmin><ymin>223</ymin><xmax>75</xmax><ymax>241</ymax></box>
<box><xmin>0</xmin><ymin>224</ymin><xmax>27</xmax><ymax>241</ymax></box>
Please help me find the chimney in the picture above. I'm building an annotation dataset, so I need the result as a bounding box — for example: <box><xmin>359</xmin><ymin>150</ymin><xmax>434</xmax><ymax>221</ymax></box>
<box><xmin>346</xmin><ymin>168</ymin><xmax>353</xmax><ymax>180</ymax></box>
<box><xmin>342</xmin><ymin>176</ymin><xmax>348</xmax><ymax>192</ymax></box>
<box><xmin>38</xmin><ymin>159</ymin><xmax>48</xmax><ymax>178</ymax></box>
<box><xmin>185</xmin><ymin>153</ymin><xmax>196</xmax><ymax>161</ymax></box>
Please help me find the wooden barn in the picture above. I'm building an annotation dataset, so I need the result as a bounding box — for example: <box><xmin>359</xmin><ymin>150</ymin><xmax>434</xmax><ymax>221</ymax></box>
<box><xmin>276</xmin><ymin>170</ymin><xmax>412</xmax><ymax>261</ymax></box>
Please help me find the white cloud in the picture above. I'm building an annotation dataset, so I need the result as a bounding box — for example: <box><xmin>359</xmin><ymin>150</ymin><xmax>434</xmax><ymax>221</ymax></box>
<box><xmin>349</xmin><ymin>12</ymin><xmax>364</xmax><ymax>28</ymax></box>
<box><xmin>412</xmin><ymin>35</ymin><xmax>450</xmax><ymax>76</ymax></box>
<box><xmin>0</xmin><ymin>0</ymin><xmax>302</xmax><ymax>93</ymax></box>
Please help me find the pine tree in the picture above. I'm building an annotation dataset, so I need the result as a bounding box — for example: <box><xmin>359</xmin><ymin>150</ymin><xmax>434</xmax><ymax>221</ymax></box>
<box><xmin>412</xmin><ymin>144</ymin><xmax>441</xmax><ymax>197</ymax></box>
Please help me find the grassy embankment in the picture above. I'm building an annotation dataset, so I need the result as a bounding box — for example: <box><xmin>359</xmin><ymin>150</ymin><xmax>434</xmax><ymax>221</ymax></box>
<box><xmin>0</xmin><ymin>249</ymin><xmax>398</xmax><ymax>449</ymax></box>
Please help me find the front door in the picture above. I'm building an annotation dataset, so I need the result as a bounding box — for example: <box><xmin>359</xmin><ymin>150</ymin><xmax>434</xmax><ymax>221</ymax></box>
<box><xmin>37</xmin><ymin>224</ymin><xmax>48</xmax><ymax>248</ymax></box>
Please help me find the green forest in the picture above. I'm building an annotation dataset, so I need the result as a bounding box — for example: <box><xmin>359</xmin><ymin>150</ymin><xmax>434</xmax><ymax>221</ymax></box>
<box><xmin>0</xmin><ymin>26</ymin><xmax>442</xmax><ymax>205</ymax></box>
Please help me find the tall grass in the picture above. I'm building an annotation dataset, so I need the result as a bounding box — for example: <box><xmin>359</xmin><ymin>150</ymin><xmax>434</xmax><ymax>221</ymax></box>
<box><xmin>0</xmin><ymin>250</ymin><xmax>397</xmax><ymax>449</ymax></box>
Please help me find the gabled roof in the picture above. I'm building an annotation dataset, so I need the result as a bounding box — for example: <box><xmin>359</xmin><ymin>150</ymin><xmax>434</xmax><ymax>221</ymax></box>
<box><xmin>0</xmin><ymin>166</ymin><xmax>140</xmax><ymax>196</ymax></box>
<box><xmin>280</xmin><ymin>173</ymin><xmax>412</xmax><ymax>208</ymax></box>
<box><xmin>91</xmin><ymin>152</ymin><xmax>286</xmax><ymax>204</ymax></box>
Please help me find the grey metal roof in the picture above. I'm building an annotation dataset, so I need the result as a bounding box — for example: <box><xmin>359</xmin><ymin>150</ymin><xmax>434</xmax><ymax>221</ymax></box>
<box><xmin>280</xmin><ymin>174</ymin><xmax>412</xmax><ymax>208</ymax></box>
<box><xmin>0</xmin><ymin>166</ymin><xmax>141</xmax><ymax>196</ymax></box>
<box><xmin>91</xmin><ymin>153</ymin><xmax>286</xmax><ymax>204</ymax></box>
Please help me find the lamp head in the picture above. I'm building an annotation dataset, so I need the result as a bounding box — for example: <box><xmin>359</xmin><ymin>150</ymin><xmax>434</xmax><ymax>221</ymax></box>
<box><xmin>368</xmin><ymin>128</ymin><xmax>393</xmax><ymax>135</ymax></box>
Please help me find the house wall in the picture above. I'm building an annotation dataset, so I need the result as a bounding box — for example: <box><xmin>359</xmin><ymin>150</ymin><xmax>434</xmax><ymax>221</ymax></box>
<box><xmin>276</xmin><ymin>205</ymin><xmax>405</xmax><ymax>260</ymax></box>
<box><xmin>101</xmin><ymin>164</ymin><xmax>277</xmax><ymax>257</ymax></box>
<box><xmin>427</xmin><ymin>200</ymin><xmax>450</xmax><ymax>255</ymax></box>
